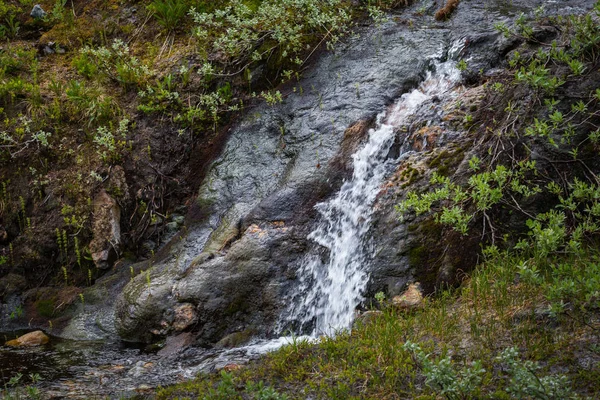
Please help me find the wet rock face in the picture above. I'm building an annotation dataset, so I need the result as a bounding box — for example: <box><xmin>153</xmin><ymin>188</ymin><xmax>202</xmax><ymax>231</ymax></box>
<box><xmin>116</xmin><ymin>22</ymin><xmax>447</xmax><ymax>343</ymax></box>
<box><xmin>116</xmin><ymin>220</ymin><xmax>309</xmax><ymax>343</ymax></box>
<box><xmin>366</xmin><ymin>82</ymin><xmax>484</xmax><ymax>297</ymax></box>
<box><xmin>115</xmin><ymin>0</ymin><xmax>599</xmax><ymax>345</ymax></box>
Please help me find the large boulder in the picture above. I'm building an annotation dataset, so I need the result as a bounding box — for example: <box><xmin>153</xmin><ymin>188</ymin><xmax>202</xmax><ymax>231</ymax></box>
<box><xmin>116</xmin><ymin>220</ymin><xmax>308</xmax><ymax>343</ymax></box>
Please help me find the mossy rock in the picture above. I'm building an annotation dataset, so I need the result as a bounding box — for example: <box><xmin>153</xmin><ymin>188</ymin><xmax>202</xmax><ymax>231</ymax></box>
<box><xmin>215</xmin><ymin>328</ymin><xmax>256</xmax><ymax>348</ymax></box>
<box><xmin>35</xmin><ymin>298</ymin><xmax>57</xmax><ymax>318</ymax></box>
<box><xmin>428</xmin><ymin>146</ymin><xmax>465</xmax><ymax>177</ymax></box>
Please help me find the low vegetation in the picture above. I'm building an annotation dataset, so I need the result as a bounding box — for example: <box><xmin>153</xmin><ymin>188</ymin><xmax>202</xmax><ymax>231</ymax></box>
<box><xmin>157</xmin><ymin>243</ymin><xmax>599</xmax><ymax>399</ymax></box>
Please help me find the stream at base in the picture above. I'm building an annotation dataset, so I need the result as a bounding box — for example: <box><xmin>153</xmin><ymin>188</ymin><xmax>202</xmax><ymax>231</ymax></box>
<box><xmin>0</xmin><ymin>331</ymin><xmax>315</xmax><ymax>398</ymax></box>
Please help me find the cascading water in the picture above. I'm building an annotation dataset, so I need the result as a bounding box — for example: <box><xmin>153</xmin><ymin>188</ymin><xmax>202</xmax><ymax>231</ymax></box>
<box><xmin>286</xmin><ymin>58</ymin><xmax>463</xmax><ymax>337</ymax></box>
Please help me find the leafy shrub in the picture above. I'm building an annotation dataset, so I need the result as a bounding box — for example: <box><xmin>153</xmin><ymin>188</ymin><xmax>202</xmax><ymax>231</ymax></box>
<box><xmin>0</xmin><ymin>45</ymin><xmax>37</xmax><ymax>75</ymax></box>
<box><xmin>1</xmin><ymin>372</ymin><xmax>42</xmax><ymax>400</ymax></box>
<box><xmin>72</xmin><ymin>53</ymin><xmax>98</xmax><ymax>79</ymax></box>
<box><xmin>79</xmin><ymin>39</ymin><xmax>151</xmax><ymax>89</ymax></box>
<box><xmin>404</xmin><ymin>342</ymin><xmax>581</xmax><ymax>400</ymax></box>
<box><xmin>398</xmin><ymin>4</ymin><xmax>600</xmax><ymax>321</ymax></box>
<box><xmin>515</xmin><ymin>60</ymin><xmax>565</xmax><ymax>94</ymax></box>
<box><xmin>137</xmin><ymin>74</ymin><xmax>181</xmax><ymax>114</ymax></box>
<box><xmin>94</xmin><ymin>118</ymin><xmax>130</xmax><ymax>162</ymax></box>
<box><xmin>403</xmin><ymin>340</ymin><xmax>485</xmax><ymax>399</ymax></box>
<box><xmin>497</xmin><ymin>347</ymin><xmax>580</xmax><ymax>399</ymax></box>
<box><xmin>0</xmin><ymin>77</ymin><xmax>34</xmax><ymax>104</ymax></box>
<box><xmin>189</xmin><ymin>0</ymin><xmax>351</xmax><ymax>67</ymax></box>
<box><xmin>0</xmin><ymin>117</ymin><xmax>51</xmax><ymax>159</ymax></box>
<box><xmin>47</xmin><ymin>0</ymin><xmax>68</xmax><ymax>24</ymax></box>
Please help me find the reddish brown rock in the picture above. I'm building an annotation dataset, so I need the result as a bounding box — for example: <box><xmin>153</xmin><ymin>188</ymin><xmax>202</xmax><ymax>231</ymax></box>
<box><xmin>5</xmin><ymin>330</ymin><xmax>49</xmax><ymax>347</ymax></box>
<box><xmin>409</xmin><ymin>126</ymin><xmax>442</xmax><ymax>151</ymax></box>
<box><xmin>157</xmin><ymin>332</ymin><xmax>194</xmax><ymax>357</ymax></box>
<box><xmin>89</xmin><ymin>190</ymin><xmax>121</xmax><ymax>270</ymax></box>
<box><xmin>222</xmin><ymin>363</ymin><xmax>242</xmax><ymax>372</ymax></box>
<box><xmin>173</xmin><ymin>303</ymin><xmax>198</xmax><ymax>331</ymax></box>
<box><xmin>392</xmin><ymin>283</ymin><xmax>423</xmax><ymax>310</ymax></box>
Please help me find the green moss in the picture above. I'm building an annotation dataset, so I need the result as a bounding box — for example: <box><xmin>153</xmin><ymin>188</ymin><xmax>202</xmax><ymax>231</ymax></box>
<box><xmin>217</xmin><ymin>329</ymin><xmax>256</xmax><ymax>347</ymax></box>
<box><xmin>224</xmin><ymin>296</ymin><xmax>250</xmax><ymax>316</ymax></box>
<box><xmin>428</xmin><ymin>147</ymin><xmax>465</xmax><ymax>177</ymax></box>
<box><xmin>399</xmin><ymin>165</ymin><xmax>422</xmax><ymax>188</ymax></box>
<box><xmin>428</xmin><ymin>149</ymin><xmax>449</xmax><ymax>168</ymax></box>
<box><xmin>35</xmin><ymin>299</ymin><xmax>56</xmax><ymax>318</ymax></box>
<box><xmin>408</xmin><ymin>245</ymin><xmax>428</xmax><ymax>267</ymax></box>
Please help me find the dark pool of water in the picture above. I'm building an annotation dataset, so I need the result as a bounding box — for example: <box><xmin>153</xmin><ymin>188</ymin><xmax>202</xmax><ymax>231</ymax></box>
<box><xmin>0</xmin><ymin>331</ymin><xmax>155</xmax><ymax>399</ymax></box>
<box><xmin>0</xmin><ymin>329</ymin><xmax>256</xmax><ymax>399</ymax></box>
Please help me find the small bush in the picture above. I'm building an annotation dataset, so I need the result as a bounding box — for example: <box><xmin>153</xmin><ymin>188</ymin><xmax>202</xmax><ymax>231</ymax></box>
<box><xmin>79</xmin><ymin>39</ymin><xmax>151</xmax><ymax>89</ymax></box>
<box><xmin>497</xmin><ymin>347</ymin><xmax>580</xmax><ymax>399</ymax></box>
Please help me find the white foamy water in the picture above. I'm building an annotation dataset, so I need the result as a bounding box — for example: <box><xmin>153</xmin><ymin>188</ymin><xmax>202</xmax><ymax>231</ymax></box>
<box><xmin>286</xmin><ymin>60</ymin><xmax>462</xmax><ymax>336</ymax></box>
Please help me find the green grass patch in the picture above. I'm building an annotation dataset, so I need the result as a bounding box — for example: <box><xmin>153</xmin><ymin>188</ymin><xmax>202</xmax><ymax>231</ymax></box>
<box><xmin>157</xmin><ymin>245</ymin><xmax>600</xmax><ymax>399</ymax></box>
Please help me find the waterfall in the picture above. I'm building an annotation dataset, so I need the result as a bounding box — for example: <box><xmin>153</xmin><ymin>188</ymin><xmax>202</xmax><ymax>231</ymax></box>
<box><xmin>286</xmin><ymin>59</ymin><xmax>463</xmax><ymax>336</ymax></box>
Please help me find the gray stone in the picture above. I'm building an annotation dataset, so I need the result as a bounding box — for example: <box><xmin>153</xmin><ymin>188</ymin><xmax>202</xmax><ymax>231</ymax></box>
<box><xmin>128</xmin><ymin>360</ymin><xmax>153</xmax><ymax>378</ymax></box>
<box><xmin>30</xmin><ymin>4</ymin><xmax>46</xmax><ymax>19</ymax></box>
<box><xmin>165</xmin><ymin>221</ymin><xmax>179</xmax><ymax>232</ymax></box>
<box><xmin>172</xmin><ymin>214</ymin><xmax>185</xmax><ymax>225</ymax></box>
